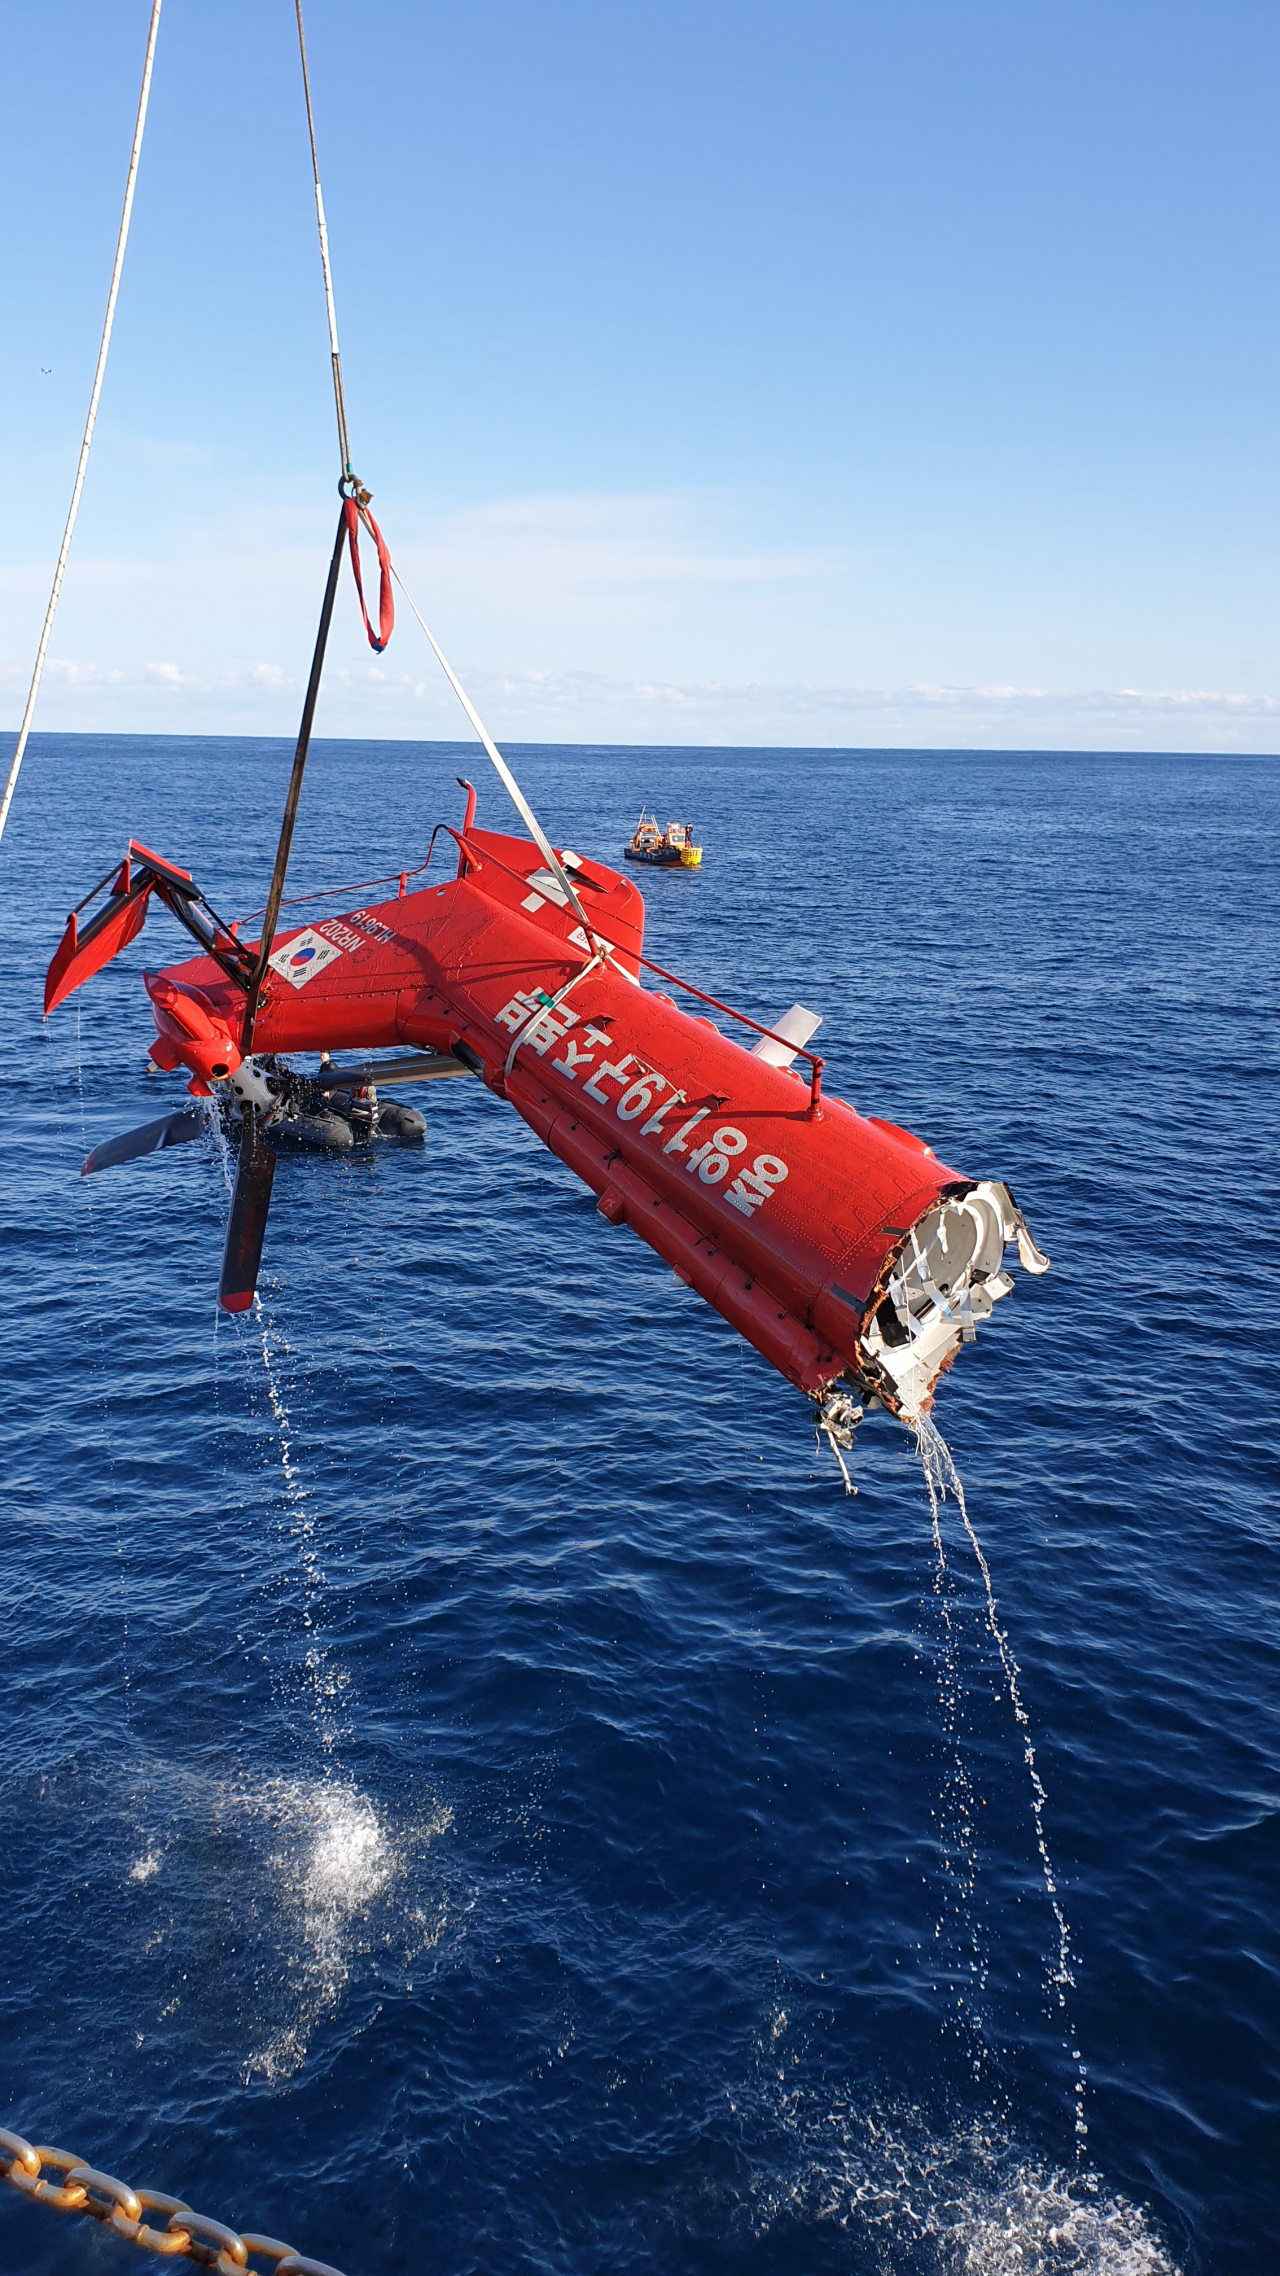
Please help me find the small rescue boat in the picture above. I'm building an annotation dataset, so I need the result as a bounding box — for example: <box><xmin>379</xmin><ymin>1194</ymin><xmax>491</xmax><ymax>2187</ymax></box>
<box><xmin>624</xmin><ymin>812</ymin><xmax>702</xmax><ymax>868</ymax></box>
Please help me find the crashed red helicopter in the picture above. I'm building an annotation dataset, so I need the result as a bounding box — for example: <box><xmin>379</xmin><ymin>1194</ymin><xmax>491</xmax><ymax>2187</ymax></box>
<box><xmin>44</xmin><ymin>663</ymin><xmax>1048</xmax><ymax>1479</ymax></box>
<box><xmin>31</xmin><ymin>7</ymin><xmax>1046</xmax><ymax>1480</ymax></box>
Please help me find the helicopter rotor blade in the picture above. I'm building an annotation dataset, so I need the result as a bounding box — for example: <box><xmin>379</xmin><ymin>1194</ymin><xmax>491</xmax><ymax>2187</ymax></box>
<box><xmin>218</xmin><ymin>1105</ymin><xmax>276</xmax><ymax>1313</ymax></box>
<box><xmin>81</xmin><ymin>1108</ymin><xmax>203</xmax><ymax>1176</ymax></box>
<box><xmin>215</xmin><ymin>510</ymin><xmax>344</xmax><ymax>1312</ymax></box>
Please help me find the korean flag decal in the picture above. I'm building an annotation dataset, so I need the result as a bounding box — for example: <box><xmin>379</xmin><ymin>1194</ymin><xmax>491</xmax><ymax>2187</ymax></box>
<box><xmin>267</xmin><ymin>927</ymin><xmax>344</xmax><ymax>988</ymax></box>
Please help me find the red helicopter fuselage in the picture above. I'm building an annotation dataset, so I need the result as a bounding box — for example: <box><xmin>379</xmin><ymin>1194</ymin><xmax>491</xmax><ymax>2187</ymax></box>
<box><xmin>46</xmin><ymin>801</ymin><xmax>1048</xmax><ymax>1439</ymax></box>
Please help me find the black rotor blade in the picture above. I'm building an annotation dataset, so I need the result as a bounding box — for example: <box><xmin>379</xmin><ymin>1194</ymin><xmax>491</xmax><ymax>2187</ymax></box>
<box><xmin>218</xmin><ymin>1105</ymin><xmax>276</xmax><ymax>1313</ymax></box>
<box><xmin>81</xmin><ymin>1109</ymin><xmax>203</xmax><ymax>1176</ymax></box>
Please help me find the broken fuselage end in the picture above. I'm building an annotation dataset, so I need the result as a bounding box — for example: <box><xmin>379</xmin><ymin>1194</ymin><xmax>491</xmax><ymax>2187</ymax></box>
<box><xmin>852</xmin><ymin>1179</ymin><xmax>1049</xmax><ymax>1424</ymax></box>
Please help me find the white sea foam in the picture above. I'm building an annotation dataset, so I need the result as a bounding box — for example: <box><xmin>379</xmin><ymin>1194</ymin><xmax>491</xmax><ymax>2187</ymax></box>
<box><xmin>740</xmin><ymin>2093</ymin><xmax>1180</xmax><ymax>2273</ymax></box>
<box><xmin>119</xmin><ymin>1760</ymin><xmax>455</xmax><ymax>2086</ymax></box>
<box><xmin>235</xmin><ymin>1773</ymin><xmax>453</xmax><ymax>2083</ymax></box>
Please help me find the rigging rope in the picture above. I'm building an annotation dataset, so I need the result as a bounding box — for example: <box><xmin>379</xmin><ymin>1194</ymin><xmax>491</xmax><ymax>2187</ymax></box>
<box><xmin>294</xmin><ymin>0</ymin><xmax>352</xmax><ymax>481</ymax></box>
<box><xmin>297</xmin><ymin>2</ymin><xmax>586</xmax><ymax>939</ymax></box>
<box><xmin>343</xmin><ymin>494</ymin><xmax>393</xmax><ymax>652</ymax></box>
<box><xmin>294</xmin><ymin>13</ymin><xmax>590</xmax><ymax>929</ymax></box>
<box><xmin>0</xmin><ymin>0</ymin><xmax>164</xmax><ymax>852</ymax></box>
<box><xmin>380</xmin><ymin>541</ymin><xmax>602</xmax><ymax>947</ymax></box>
<box><xmin>296</xmin><ymin>0</ymin><xmax>594</xmax><ymax>940</ymax></box>
<box><xmin>294</xmin><ymin>1</ymin><xmax>392</xmax><ymax>654</ymax></box>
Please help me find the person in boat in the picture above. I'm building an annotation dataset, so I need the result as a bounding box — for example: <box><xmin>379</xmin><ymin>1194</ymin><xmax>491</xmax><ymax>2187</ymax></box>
<box><xmin>316</xmin><ymin>1051</ymin><xmax>351</xmax><ymax>1107</ymax></box>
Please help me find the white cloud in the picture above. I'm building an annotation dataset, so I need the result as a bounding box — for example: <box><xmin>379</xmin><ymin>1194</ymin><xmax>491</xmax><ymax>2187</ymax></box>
<box><xmin>4</xmin><ymin>650</ymin><xmax>1277</xmax><ymax>749</ymax></box>
<box><xmin>38</xmin><ymin>656</ymin><xmax>127</xmax><ymax>687</ymax></box>
<box><xmin>395</xmin><ymin>493</ymin><xmax>840</xmax><ymax>616</ymax></box>
<box><xmin>0</xmin><ymin>489</ymin><xmax>1277</xmax><ymax>750</ymax></box>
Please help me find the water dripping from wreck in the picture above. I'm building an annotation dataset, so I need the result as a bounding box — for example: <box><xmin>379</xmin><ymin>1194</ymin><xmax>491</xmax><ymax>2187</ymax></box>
<box><xmin>915</xmin><ymin>1412</ymin><xmax>1089</xmax><ymax>2150</ymax></box>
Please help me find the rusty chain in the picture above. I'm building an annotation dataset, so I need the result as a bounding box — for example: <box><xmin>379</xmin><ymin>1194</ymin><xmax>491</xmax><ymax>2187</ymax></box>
<box><xmin>0</xmin><ymin>2127</ymin><xmax>347</xmax><ymax>2275</ymax></box>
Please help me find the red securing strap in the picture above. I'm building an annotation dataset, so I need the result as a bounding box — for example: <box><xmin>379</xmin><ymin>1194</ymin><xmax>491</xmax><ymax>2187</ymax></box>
<box><xmin>343</xmin><ymin>498</ymin><xmax>395</xmax><ymax>651</ymax></box>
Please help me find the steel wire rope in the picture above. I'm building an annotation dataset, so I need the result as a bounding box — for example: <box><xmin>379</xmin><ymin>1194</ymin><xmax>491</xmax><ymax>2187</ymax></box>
<box><xmin>0</xmin><ymin>0</ymin><xmax>164</xmax><ymax>850</ymax></box>
<box><xmin>294</xmin><ymin>0</ymin><xmax>604</xmax><ymax>954</ymax></box>
<box><xmin>384</xmin><ymin>547</ymin><xmax>611</xmax><ymax>951</ymax></box>
<box><xmin>294</xmin><ymin>0</ymin><xmax>353</xmax><ymax>479</ymax></box>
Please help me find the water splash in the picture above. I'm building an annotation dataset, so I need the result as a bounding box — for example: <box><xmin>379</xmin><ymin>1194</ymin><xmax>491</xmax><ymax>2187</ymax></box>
<box><xmin>915</xmin><ymin>1413</ymin><xmax>1088</xmax><ymax>2148</ymax></box>
<box><xmin>243</xmin><ymin>1776</ymin><xmax>406</xmax><ymax>2082</ymax></box>
<box><xmin>112</xmin><ymin>1758</ymin><xmax>456</xmax><ymax>2085</ymax></box>
<box><xmin>739</xmin><ymin>2091</ymin><xmax>1179</xmax><ymax>2273</ymax></box>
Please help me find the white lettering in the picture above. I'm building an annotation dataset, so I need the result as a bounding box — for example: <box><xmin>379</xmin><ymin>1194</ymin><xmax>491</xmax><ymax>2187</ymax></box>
<box><xmin>663</xmin><ymin>1107</ymin><xmax>709</xmax><ymax>1156</ymax></box>
<box><xmin>726</xmin><ymin>1151</ymin><xmax>789</xmax><ymax>1216</ymax></box>
<box><xmin>524</xmin><ymin>1004</ymin><xmax>579</xmax><ymax>1057</ymax></box>
<box><xmin>640</xmin><ymin>1088</ymin><xmax>686</xmax><ymax>1136</ymax></box>
<box><xmin>348</xmin><ymin>909</ymin><xmax>396</xmax><ymax>943</ymax></box>
<box><xmin>495</xmin><ymin>988</ymin><xmax>542</xmax><ymax>1035</ymax></box>
<box><xmin>583</xmin><ymin>1052</ymin><xmax>636</xmax><ymax>1104</ymax></box>
<box><xmin>617</xmin><ymin>1072</ymin><xmax>668</xmax><ymax>1120</ymax></box>
<box><xmin>316</xmin><ymin>920</ymin><xmax>366</xmax><ymax>955</ymax></box>
<box><xmin>689</xmin><ymin>1125</ymin><xmax>749</xmax><ymax>1185</ymax></box>
<box><xmin>739</xmin><ymin>1151</ymin><xmax>789</xmax><ymax>1195</ymax></box>
<box><xmin>552</xmin><ymin>1035</ymin><xmax>597</xmax><ymax>1079</ymax></box>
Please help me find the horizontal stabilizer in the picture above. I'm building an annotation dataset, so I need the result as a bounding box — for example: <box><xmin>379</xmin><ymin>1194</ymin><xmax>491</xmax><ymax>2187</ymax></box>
<box><xmin>46</xmin><ymin>841</ymin><xmax>251</xmax><ymax>1019</ymax></box>
<box><xmin>81</xmin><ymin>1109</ymin><xmax>203</xmax><ymax>1176</ymax></box>
<box><xmin>46</xmin><ymin>883</ymin><xmax>153</xmax><ymax>1016</ymax></box>
<box><xmin>752</xmin><ymin>1002</ymin><xmax>822</xmax><ymax>1070</ymax></box>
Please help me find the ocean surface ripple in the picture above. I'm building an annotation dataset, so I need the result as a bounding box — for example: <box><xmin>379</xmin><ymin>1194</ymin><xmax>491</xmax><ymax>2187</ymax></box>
<box><xmin>1</xmin><ymin>735</ymin><xmax>1275</xmax><ymax>2273</ymax></box>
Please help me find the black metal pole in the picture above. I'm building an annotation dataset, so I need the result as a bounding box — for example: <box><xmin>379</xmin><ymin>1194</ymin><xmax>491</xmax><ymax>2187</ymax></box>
<box><xmin>241</xmin><ymin>500</ymin><xmax>348</xmax><ymax>1055</ymax></box>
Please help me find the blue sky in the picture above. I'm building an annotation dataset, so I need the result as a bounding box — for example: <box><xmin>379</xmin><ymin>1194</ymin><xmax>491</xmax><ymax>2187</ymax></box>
<box><xmin>3</xmin><ymin>0</ymin><xmax>1278</xmax><ymax>748</ymax></box>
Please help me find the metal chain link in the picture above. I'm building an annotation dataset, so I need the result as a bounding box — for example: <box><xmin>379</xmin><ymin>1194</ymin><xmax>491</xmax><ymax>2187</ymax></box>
<box><xmin>0</xmin><ymin>2128</ymin><xmax>346</xmax><ymax>2275</ymax></box>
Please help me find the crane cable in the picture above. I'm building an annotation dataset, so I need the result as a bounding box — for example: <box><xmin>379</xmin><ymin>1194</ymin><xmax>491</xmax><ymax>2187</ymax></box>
<box><xmin>293</xmin><ymin>0</ymin><xmax>352</xmax><ymax>482</ymax></box>
<box><xmin>2</xmin><ymin>0</ymin><xmax>596</xmax><ymax>965</ymax></box>
<box><xmin>292</xmin><ymin>5</ymin><xmax>598</xmax><ymax>942</ymax></box>
<box><xmin>0</xmin><ymin>0</ymin><xmax>164</xmax><ymax>851</ymax></box>
<box><xmin>382</xmin><ymin>549</ymin><xmax>606</xmax><ymax>952</ymax></box>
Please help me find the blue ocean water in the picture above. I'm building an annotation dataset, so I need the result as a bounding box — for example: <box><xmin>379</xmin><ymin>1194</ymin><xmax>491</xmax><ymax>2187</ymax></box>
<box><xmin>1</xmin><ymin>733</ymin><xmax>1275</xmax><ymax>2276</ymax></box>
